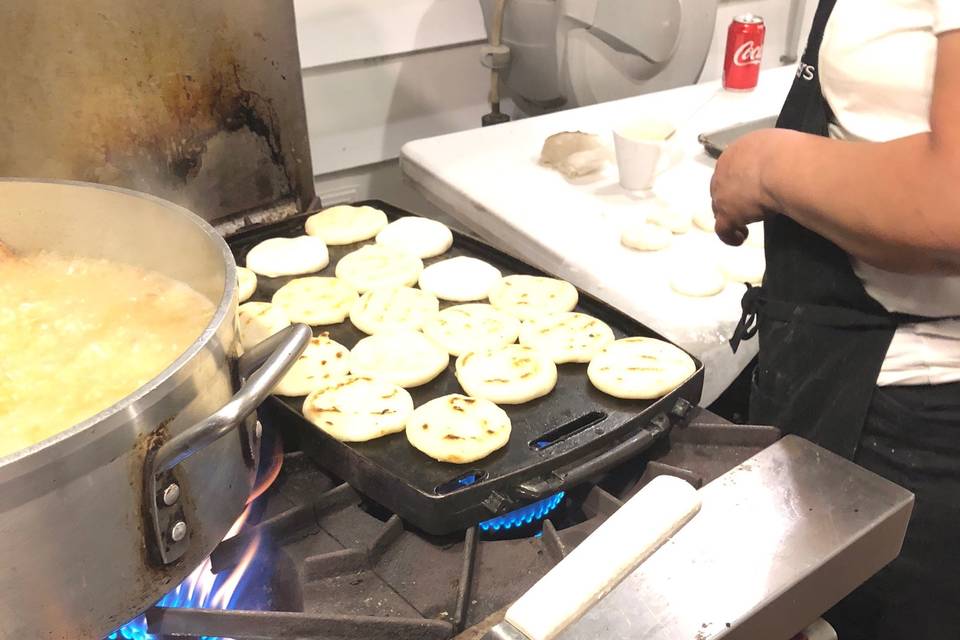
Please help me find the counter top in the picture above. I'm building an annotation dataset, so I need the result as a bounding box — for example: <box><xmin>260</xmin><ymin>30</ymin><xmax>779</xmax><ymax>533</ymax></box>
<box><xmin>401</xmin><ymin>66</ymin><xmax>798</xmax><ymax>404</ymax></box>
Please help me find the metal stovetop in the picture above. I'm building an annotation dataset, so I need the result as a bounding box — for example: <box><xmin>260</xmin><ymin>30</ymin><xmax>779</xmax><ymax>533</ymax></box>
<box><xmin>141</xmin><ymin>408</ymin><xmax>782</xmax><ymax>639</ymax></box>
<box><xmin>486</xmin><ymin>435</ymin><xmax>914</xmax><ymax>640</ymax></box>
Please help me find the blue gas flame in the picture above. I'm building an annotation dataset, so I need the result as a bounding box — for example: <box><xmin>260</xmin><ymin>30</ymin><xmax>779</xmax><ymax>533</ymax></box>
<box><xmin>478</xmin><ymin>492</ymin><xmax>566</xmax><ymax>532</ymax></box>
<box><xmin>108</xmin><ymin>525</ymin><xmax>261</xmax><ymax>640</ymax></box>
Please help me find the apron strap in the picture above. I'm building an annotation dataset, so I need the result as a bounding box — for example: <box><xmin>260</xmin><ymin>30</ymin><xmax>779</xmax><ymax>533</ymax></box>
<box><xmin>729</xmin><ymin>284</ymin><xmax>958</xmax><ymax>352</ymax></box>
<box><xmin>730</xmin><ymin>284</ymin><xmax>764</xmax><ymax>353</ymax></box>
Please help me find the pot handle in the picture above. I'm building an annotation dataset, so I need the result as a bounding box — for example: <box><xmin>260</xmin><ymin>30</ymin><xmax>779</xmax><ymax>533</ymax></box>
<box><xmin>144</xmin><ymin>323</ymin><xmax>311</xmax><ymax>565</ymax></box>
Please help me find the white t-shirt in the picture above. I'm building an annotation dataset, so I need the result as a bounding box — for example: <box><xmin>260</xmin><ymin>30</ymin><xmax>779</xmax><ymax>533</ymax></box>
<box><xmin>820</xmin><ymin>0</ymin><xmax>960</xmax><ymax>386</ymax></box>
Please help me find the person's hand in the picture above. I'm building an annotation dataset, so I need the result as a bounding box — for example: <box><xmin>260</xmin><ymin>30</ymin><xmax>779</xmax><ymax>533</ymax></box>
<box><xmin>710</xmin><ymin>128</ymin><xmax>789</xmax><ymax>245</ymax></box>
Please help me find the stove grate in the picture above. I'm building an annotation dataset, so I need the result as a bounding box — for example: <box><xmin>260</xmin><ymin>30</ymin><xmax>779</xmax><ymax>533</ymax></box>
<box><xmin>141</xmin><ymin>417</ymin><xmax>780</xmax><ymax>640</ymax></box>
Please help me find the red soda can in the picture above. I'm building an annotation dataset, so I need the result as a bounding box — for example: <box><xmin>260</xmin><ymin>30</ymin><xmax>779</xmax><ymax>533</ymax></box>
<box><xmin>723</xmin><ymin>14</ymin><xmax>765</xmax><ymax>91</ymax></box>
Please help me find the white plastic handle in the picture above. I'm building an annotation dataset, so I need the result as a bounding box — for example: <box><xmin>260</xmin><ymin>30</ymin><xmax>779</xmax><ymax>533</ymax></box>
<box><xmin>504</xmin><ymin>475</ymin><xmax>701</xmax><ymax>640</ymax></box>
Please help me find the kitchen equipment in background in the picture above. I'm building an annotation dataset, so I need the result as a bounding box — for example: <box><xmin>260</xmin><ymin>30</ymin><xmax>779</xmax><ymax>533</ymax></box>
<box><xmin>0</xmin><ymin>179</ymin><xmax>310</xmax><ymax>639</ymax></box>
<box><xmin>478</xmin><ymin>0</ymin><xmax>719</xmax><ymax>116</ymax></box>
<box><xmin>227</xmin><ymin>202</ymin><xmax>703</xmax><ymax>535</ymax></box>
<box><xmin>0</xmin><ymin>0</ymin><xmax>315</xmax><ymax>229</ymax></box>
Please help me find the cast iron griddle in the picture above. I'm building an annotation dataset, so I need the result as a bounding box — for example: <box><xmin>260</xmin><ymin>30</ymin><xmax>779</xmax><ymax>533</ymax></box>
<box><xmin>229</xmin><ymin>200</ymin><xmax>703</xmax><ymax>534</ymax></box>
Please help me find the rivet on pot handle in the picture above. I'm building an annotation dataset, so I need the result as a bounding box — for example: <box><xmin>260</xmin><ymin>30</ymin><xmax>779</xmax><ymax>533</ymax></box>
<box><xmin>144</xmin><ymin>323</ymin><xmax>311</xmax><ymax>566</ymax></box>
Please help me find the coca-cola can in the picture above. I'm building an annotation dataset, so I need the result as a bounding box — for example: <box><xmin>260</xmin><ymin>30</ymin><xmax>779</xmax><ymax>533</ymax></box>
<box><xmin>723</xmin><ymin>14</ymin><xmax>765</xmax><ymax>91</ymax></box>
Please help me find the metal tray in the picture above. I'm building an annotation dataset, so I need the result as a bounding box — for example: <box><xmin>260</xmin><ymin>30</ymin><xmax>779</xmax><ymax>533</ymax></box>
<box><xmin>698</xmin><ymin>115</ymin><xmax>778</xmax><ymax>158</ymax></box>
<box><xmin>229</xmin><ymin>200</ymin><xmax>704</xmax><ymax>535</ymax></box>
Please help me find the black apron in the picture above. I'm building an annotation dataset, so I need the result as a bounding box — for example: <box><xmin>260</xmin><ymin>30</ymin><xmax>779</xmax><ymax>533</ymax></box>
<box><xmin>729</xmin><ymin>0</ymin><xmax>942</xmax><ymax>458</ymax></box>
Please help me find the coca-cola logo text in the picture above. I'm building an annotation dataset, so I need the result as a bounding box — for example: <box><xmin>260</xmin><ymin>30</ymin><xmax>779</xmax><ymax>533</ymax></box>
<box><xmin>734</xmin><ymin>41</ymin><xmax>763</xmax><ymax>66</ymax></box>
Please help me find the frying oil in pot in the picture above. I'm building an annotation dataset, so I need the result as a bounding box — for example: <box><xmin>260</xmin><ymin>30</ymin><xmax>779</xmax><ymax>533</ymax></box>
<box><xmin>0</xmin><ymin>251</ymin><xmax>215</xmax><ymax>457</ymax></box>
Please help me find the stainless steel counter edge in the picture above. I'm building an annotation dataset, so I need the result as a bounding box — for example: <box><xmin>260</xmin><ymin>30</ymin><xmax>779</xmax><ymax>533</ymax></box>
<box><xmin>548</xmin><ymin>435</ymin><xmax>915</xmax><ymax>640</ymax></box>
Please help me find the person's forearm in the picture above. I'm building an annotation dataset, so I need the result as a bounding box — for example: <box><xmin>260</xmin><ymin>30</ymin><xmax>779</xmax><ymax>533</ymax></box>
<box><xmin>761</xmin><ymin>129</ymin><xmax>960</xmax><ymax>274</ymax></box>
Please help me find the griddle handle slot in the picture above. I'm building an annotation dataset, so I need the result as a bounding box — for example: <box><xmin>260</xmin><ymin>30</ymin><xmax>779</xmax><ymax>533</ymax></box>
<box><xmin>516</xmin><ymin>414</ymin><xmax>672</xmax><ymax>500</ymax></box>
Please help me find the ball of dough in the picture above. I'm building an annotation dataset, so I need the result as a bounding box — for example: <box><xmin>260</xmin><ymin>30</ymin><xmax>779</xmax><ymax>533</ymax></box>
<box><xmin>693</xmin><ymin>209</ymin><xmax>715</xmax><ymax>232</ymax></box>
<box><xmin>669</xmin><ymin>264</ymin><xmax>726</xmax><ymax>298</ymax></box>
<box><xmin>645</xmin><ymin>203</ymin><xmax>692</xmax><ymax>235</ymax></box>
<box><xmin>720</xmin><ymin>248</ymin><xmax>765</xmax><ymax>285</ymax></box>
<box><xmin>621</xmin><ymin>222</ymin><xmax>673</xmax><ymax>252</ymax></box>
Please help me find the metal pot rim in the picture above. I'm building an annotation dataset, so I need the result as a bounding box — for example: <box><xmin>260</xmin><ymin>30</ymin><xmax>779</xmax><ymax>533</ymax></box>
<box><xmin>0</xmin><ymin>177</ymin><xmax>237</xmax><ymax>468</ymax></box>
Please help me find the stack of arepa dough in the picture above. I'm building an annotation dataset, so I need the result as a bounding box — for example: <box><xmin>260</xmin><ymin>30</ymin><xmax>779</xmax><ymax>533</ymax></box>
<box><xmin>237</xmin><ymin>204</ymin><xmax>696</xmax><ymax>465</ymax></box>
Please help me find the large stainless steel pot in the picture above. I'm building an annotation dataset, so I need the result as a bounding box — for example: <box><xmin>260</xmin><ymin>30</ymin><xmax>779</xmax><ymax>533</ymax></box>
<box><xmin>0</xmin><ymin>179</ymin><xmax>310</xmax><ymax>639</ymax></box>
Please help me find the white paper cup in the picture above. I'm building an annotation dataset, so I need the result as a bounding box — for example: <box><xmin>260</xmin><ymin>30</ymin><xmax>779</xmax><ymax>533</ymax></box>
<box><xmin>613</xmin><ymin>121</ymin><xmax>675</xmax><ymax>191</ymax></box>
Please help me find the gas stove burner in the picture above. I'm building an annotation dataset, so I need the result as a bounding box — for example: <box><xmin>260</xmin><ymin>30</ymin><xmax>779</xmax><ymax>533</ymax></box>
<box><xmin>127</xmin><ymin>413</ymin><xmax>779</xmax><ymax>640</ymax></box>
<box><xmin>479</xmin><ymin>492</ymin><xmax>566</xmax><ymax>533</ymax></box>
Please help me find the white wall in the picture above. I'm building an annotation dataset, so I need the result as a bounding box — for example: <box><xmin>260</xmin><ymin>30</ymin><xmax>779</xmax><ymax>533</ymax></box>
<box><xmin>294</xmin><ymin>0</ymin><xmax>816</xmax><ymax>208</ymax></box>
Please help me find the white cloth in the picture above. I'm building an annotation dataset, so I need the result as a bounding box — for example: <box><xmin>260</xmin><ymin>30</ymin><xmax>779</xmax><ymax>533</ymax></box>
<box><xmin>819</xmin><ymin>0</ymin><xmax>960</xmax><ymax>386</ymax></box>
